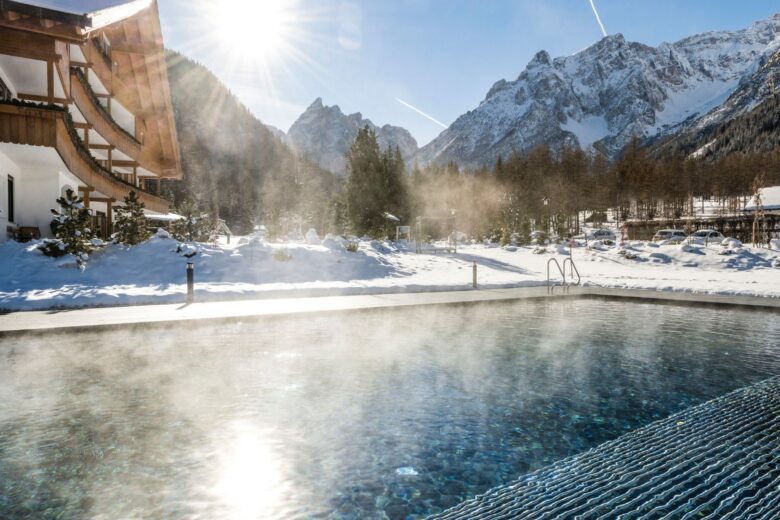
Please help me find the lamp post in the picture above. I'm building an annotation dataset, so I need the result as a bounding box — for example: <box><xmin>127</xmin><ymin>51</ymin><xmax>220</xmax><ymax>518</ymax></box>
<box><xmin>543</xmin><ymin>196</ymin><xmax>550</xmax><ymax>237</ymax></box>
<box><xmin>186</xmin><ymin>262</ymin><xmax>194</xmax><ymax>303</ymax></box>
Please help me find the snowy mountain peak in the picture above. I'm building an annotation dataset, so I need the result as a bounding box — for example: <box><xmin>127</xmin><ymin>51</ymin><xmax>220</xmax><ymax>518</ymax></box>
<box><xmin>287</xmin><ymin>98</ymin><xmax>418</xmax><ymax>175</ymax></box>
<box><xmin>529</xmin><ymin>49</ymin><xmax>551</xmax><ymax>67</ymax></box>
<box><xmin>417</xmin><ymin>12</ymin><xmax>780</xmax><ymax>168</ymax></box>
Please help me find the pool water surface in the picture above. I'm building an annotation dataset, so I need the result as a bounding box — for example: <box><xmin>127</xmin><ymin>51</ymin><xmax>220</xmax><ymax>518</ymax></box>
<box><xmin>0</xmin><ymin>298</ymin><xmax>778</xmax><ymax>519</ymax></box>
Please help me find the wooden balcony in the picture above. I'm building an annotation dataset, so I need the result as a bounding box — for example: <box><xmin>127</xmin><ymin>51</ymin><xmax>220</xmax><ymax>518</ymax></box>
<box><xmin>0</xmin><ymin>101</ymin><xmax>170</xmax><ymax>213</ymax></box>
<box><xmin>70</xmin><ymin>66</ymin><xmax>142</xmax><ymax>155</ymax></box>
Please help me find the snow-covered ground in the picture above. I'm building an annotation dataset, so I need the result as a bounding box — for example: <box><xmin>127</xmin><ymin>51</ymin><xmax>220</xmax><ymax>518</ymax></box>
<box><xmin>1</xmin><ymin>232</ymin><xmax>779</xmax><ymax>312</ymax></box>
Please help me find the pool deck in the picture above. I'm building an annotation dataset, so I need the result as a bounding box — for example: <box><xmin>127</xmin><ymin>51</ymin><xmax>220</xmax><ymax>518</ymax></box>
<box><xmin>0</xmin><ymin>286</ymin><xmax>777</xmax><ymax>335</ymax></box>
<box><xmin>431</xmin><ymin>376</ymin><xmax>780</xmax><ymax>519</ymax></box>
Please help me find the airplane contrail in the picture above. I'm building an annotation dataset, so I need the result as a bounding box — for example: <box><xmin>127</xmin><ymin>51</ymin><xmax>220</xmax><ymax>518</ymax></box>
<box><xmin>395</xmin><ymin>97</ymin><xmax>448</xmax><ymax>128</ymax></box>
<box><xmin>589</xmin><ymin>0</ymin><xmax>607</xmax><ymax>37</ymax></box>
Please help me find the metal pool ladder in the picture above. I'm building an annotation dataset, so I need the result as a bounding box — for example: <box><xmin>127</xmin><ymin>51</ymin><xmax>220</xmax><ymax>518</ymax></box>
<box><xmin>547</xmin><ymin>257</ymin><xmax>581</xmax><ymax>294</ymax></box>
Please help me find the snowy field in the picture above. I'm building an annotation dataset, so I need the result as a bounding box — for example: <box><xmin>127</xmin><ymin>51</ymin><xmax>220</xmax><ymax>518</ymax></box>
<box><xmin>1</xmin><ymin>232</ymin><xmax>779</xmax><ymax>311</ymax></box>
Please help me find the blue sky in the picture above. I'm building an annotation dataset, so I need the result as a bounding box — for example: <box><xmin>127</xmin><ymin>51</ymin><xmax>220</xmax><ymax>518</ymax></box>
<box><xmin>40</xmin><ymin>0</ymin><xmax>780</xmax><ymax>146</ymax></box>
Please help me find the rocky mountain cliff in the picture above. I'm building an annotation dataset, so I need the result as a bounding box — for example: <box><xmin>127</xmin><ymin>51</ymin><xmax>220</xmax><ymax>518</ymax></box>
<box><xmin>649</xmin><ymin>46</ymin><xmax>780</xmax><ymax>159</ymax></box>
<box><xmin>416</xmin><ymin>14</ymin><xmax>780</xmax><ymax>167</ymax></box>
<box><xmin>287</xmin><ymin>98</ymin><xmax>418</xmax><ymax>175</ymax></box>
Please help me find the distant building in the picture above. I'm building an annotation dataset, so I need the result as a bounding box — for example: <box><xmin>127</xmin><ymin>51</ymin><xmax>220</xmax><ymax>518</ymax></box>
<box><xmin>744</xmin><ymin>186</ymin><xmax>780</xmax><ymax>215</ymax></box>
<box><xmin>624</xmin><ymin>188</ymin><xmax>780</xmax><ymax>242</ymax></box>
<box><xmin>0</xmin><ymin>0</ymin><xmax>181</xmax><ymax>241</ymax></box>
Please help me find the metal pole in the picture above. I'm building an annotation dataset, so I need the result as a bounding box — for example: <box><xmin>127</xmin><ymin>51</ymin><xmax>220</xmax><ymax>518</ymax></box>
<box><xmin>186</xmin><ymin>262</ymin><xmax>194</xmax><ymax>303</ymax></box>
<box><xmin>472</xmin><ymin>261</ymin><xmax>477</xmax><ymax>289</ymax></box>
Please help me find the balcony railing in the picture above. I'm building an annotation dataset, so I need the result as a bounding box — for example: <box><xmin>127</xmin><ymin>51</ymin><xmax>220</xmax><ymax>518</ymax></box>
<box><xmin>71</xmin><ymin>67</ymin><xmax>140</xmax><ymax>147</ymax></box>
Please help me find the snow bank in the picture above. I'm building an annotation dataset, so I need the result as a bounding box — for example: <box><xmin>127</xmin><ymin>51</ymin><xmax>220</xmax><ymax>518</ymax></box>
<box><xmin>0</xmin><ymin>236</ymin><xmax>778</xmax><ymax>311</ymax></box>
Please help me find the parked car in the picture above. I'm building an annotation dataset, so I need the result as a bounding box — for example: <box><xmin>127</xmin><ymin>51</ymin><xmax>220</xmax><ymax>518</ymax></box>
<box><xmin>690</xmin><ymin>229</ymin><xmax>724</xmax><ymax>244</ymax></box>
<box><xmin>652</xmin><ymin>229</ymin><xmax>687</xmax><ymax>243</ymax></box>
<box><xmin>590</xmin><ymin>228</ymin><xmax>616</xmax><ymax>241</ymax></box>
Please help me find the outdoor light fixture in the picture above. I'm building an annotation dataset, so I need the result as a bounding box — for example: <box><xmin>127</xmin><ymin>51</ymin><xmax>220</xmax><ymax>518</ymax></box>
<box><xmin>186</xmin><ymin>262</ymin><xmax>194</xmax><ymax>303</ymax></box>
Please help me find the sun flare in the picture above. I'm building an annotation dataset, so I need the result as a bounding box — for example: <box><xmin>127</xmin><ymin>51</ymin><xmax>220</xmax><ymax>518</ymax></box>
<box><xmin>211</xmin><ymin>0</ymin><xmax>295</xmax><ymax>62</ymax></box>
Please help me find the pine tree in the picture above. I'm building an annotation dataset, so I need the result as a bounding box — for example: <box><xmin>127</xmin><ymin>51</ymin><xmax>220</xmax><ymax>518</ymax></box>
<box><xmin>39</xmin><ymin>188</ymin><xmax>95</xmax><ymax>267</ymax></box>
<box><xmin>519</xmin><ymin>218</ymin><xmax>531</xmax><ymax>245</ymax></box>
<box><xmin>346</xmin><ymin>126</ymin><xmax>386</xmax><ymax>236</ymax></box>
<box><xmin>114</xmin><ymin>191</ymin><xmax>151</xmax><ymax>245</ymax></box>
<box><xmin>170</xmin><ymin>200</ymin><xmax>216</xmax><ymax>242</ymax></box>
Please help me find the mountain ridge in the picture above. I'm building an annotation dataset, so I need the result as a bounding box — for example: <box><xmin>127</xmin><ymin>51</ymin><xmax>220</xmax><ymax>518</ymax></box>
<box><xmin>287</xmin><ymin>97</ymin><xmax>418</xmax><ymax>175</ymax></box>
<box><xmin>415</xmin><ymin>13</ymin><xmax>780</xmax><ymax>167</ymax></box>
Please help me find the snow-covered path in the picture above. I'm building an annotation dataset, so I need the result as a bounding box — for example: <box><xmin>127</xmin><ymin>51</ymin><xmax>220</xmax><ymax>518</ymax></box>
<box><xmin>0</xmin><ymin>235</ymin><xmax>778</xmax><ymax>311</ymax></box>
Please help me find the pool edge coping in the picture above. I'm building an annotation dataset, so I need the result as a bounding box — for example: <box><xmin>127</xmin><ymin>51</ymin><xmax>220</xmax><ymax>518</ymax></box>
<box><xmin>0</xmin><ymin>286</ymin><xmax>777</xmax><ymax>336</ymax></box>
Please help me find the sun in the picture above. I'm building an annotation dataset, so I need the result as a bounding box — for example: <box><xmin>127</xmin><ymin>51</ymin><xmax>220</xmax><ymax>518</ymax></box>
<box><xmin>211</xmin><ymin>0</ymin><xmax>295</xmax><ymax>62</ymax></box>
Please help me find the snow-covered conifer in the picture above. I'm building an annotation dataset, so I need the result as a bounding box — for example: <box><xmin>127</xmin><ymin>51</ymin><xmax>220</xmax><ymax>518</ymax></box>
<box><xmin>39</xmin><ymin>188</ymin><xmax>95</xmax><ymax>267</ymax></box>
<box><xmin>114</xmin><ymin>191</ymin><xmax>150</xmax><ymax>245</ymax></box>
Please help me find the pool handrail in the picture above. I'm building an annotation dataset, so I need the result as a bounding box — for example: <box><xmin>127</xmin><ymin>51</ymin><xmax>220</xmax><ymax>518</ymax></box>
<box><xmin>547</xmin><ymin>257</ymin><xmax>566</xmax><ymax>293</ymax></box>
<box><xmin>563</xmin><ymin>257</ymin><xmax>581</xmax><ymax>286</ymax></box>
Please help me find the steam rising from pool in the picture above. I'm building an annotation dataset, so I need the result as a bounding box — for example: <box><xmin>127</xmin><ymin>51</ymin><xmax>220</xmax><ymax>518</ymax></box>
<box><xmin>0</xmin><ymin>300</ymin><xmax>778</xmax><ymax>518</ymax></box>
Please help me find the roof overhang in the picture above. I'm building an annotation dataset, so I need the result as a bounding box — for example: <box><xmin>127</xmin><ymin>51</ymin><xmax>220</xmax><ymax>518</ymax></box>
<box><xmin>0</xmin><ymin>0</ymin><xmax>152</xmax><ymax>38</ymax></box>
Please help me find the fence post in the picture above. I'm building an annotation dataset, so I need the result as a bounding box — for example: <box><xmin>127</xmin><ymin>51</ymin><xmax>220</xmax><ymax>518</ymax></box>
<box><xmin>472</xmin><ymin>261</ymin><xmax>477</xmax><ymax>289</ymax></box>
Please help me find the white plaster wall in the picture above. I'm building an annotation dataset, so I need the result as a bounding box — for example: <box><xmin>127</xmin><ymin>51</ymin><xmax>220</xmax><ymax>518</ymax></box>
<box><xmin>0</xmin><ymin>153</ymin><xmax>88</xmax><ymax>242</ymax></box>
<box><xmin>15</xmin><ymin>168</ymin><xmax>61</xmax><ymax>237</ymax></box>
<box><xmin>0</xmin><ymin>150</ymin><xmax>21</xmax><ymax>242</ymax></box>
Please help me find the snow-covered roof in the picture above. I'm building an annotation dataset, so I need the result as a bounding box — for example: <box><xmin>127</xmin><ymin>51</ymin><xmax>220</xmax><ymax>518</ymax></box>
<box><xmin>744</xmin><ymin>186</ymin><xmax>780</xmax><ymax>211</ymax></box>
<box><xmin>143</xmin><ymin>210</ymin><xmax>183</xmax><ymax>222</ymax></box>
<box><xmin>16</xmin><ymin>0</ymin><xmax>152</xmax><ymax>30</ymax></box>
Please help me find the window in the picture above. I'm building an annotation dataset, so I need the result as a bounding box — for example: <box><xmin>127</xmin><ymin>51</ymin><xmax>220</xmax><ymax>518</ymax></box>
<box><xmin>7</xmin><ymin>175</ymin><xmax>14</xmax><ymax>223</ymax></box>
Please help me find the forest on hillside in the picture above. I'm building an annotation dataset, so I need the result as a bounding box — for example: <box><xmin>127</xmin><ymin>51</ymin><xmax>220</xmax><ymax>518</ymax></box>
<box><xmin>651</xmin><ymin>94</ymin><xmax>780</xmax><ymax>160</ymax></box>
<box><xmin>163</xmin><ymin>51</ymin><xmax>342</xmax><ymax>236</ymax></box>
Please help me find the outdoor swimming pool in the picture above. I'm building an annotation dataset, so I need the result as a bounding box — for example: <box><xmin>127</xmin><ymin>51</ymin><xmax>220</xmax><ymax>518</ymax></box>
<box><xmin>0</xmin><ymin>298</ymin><xmax>778</xmax><ymax>519</ymax></box>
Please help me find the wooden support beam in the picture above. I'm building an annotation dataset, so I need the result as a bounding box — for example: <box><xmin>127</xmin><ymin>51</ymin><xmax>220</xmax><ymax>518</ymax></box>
<box><xmin>77</xmin><ymin>186</ymin><xmax>93</xmax><ymax>208</ymax></box>
<box><xmin>70</xmin><ymin>60</ymin><xmax>93</xmax><ymax>68</ymax></box>
<box><xmin>0</xmin><ymin>19</ymin><xmax>82</xmax><ymax>42</ymax></box>
<box><xmin>73</xmin><ymin>122</ymin><xmax>92</xmax><ymax>130</ymax></box>
<box><xmin>88</xmin><ymin>143</ymin><xmax>114</xmax><ymax>150</ymax></box>
<box><xmin>17</xmin><ymin>93</ymin><xmax>69</xmax><ymax>104</ymax></box>
<box><xmin>47</xmin><ymin>60</ymin><xmax>54</xmax><ymax>103</ymax></box>
<box><xmin>106</xmin><ymin>199</ymin><xmax>113</xmax><ymax>236</ymax></box>
<box><xmin>112</xmin><ymin>160</ymin><xmax>139</xmax><ymax>167</ymax></box>
<box><xmin>54</xmin><ymin>58</ymin><xmax>68</xmax><ymax>101</ymax></box>
<box><xmin>0</xmin><ymin>26</ymin><xmax>60</xmax><ymax>60</ymax></box>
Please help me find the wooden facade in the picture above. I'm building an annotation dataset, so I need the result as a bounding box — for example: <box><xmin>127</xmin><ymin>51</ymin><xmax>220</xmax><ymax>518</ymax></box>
<box><xmin>0</xmin><ymin>0</ymin><xmax>181</xmax><ymax>238</ymax></box>
<box><xmin>0</xmin><ymin>103</ymin><xmax>169</xmax><ymax>212</ymax></box>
